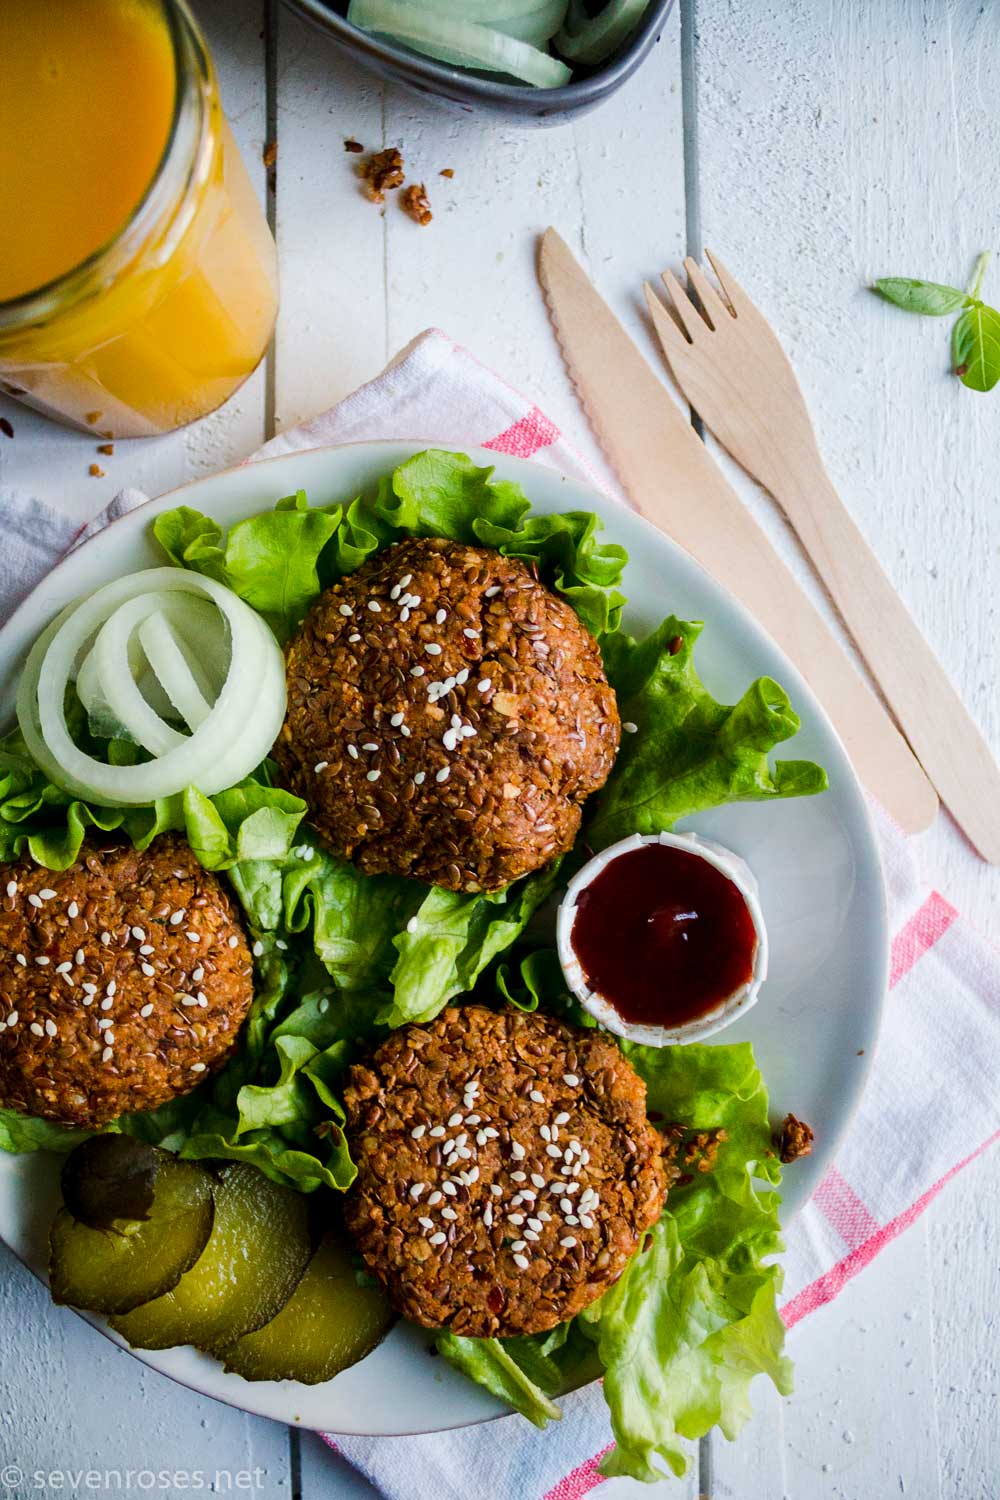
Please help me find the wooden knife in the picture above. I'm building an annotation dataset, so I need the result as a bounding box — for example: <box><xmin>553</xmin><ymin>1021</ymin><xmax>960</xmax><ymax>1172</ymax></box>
<box><xmin>538</xmin><ymin>226</ymin><xmax>938</xmax><ymax>834</ymax></box>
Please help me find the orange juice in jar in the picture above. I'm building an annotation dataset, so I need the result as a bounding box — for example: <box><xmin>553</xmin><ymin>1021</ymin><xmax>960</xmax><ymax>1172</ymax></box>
<box><xmin>0</xmin><ymin>0</ymin><xmax>278</xmax><ymax>438</ymax></box>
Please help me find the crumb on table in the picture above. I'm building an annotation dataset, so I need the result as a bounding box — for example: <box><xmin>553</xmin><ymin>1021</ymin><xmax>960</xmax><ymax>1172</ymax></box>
<box><xmin>97</xmin><ymin>443</ymin><xmax>114</xmax><ymax>456</ymax></box>
<box><xmin>344</xmin><ymin>137</ymin><xmax>364</xmax><ymax>153</ymax></box>
<box><xmin>262</xmin><ymin>141</ymin><xmax>277</xmax><ymax>168</ymax></box>
<box><xmin>88</xmin><ymin>464</ymin><xmax>105</xmax><ymax>478</ymax></box>
<box><xmin>401</xmin><ymin>182</ymin><xmax>432</xmax><ymax>226</ymax></box>
<box><xmin>440</xmin><ymin>167</ymin><xmax>454</xmax><ymax>178</ymax></box>
<box><xmin>358</xmin><ymin>147</ymin><xmax>405</xmax><ymax>202</ymax></box>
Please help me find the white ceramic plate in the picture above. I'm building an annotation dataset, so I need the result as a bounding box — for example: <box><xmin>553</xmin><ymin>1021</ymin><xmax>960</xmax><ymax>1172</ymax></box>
<box><xmin>0</xmin><ymin>441</ymin><xmax>888</xmax><ymax>1436</ymax></box>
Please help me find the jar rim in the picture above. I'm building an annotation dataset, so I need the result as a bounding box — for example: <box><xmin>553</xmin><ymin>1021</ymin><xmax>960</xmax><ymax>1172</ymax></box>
<box><xmin>0</xmin><ymin>0</ymin><xmax>209</xmax><ymax>331</ymax></box>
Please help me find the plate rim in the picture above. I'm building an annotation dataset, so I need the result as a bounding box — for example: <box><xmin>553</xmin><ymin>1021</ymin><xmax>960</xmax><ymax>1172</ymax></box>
<box><xmin>0</xmin><ymin>437</ymin><xmax>889</xmax><ymax>1435</ymax></box>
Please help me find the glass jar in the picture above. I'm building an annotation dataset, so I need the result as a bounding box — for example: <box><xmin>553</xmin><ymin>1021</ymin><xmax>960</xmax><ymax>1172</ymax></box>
<box><xmin>0</xmin><ymin>0</ymin><xmax>278</xmax><ymax>439</ymax></box>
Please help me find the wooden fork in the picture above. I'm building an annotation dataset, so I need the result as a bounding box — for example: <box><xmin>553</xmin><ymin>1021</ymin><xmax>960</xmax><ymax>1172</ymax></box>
<box><xmin>644</xmin><ymin>253</ymin><xmax>1000</xmax><ymax>864</ymax></box>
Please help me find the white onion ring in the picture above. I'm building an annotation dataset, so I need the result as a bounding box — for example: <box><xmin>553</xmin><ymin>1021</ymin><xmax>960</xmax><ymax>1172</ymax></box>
<box><xmin>138</xmin><ymin>611</ymin><xmax>214</xmax><ymax>732</ymax></box>
<box><xmin>16</xmin><ymin>568</ymin><xmax>287</xmax><ymax>806</ymax></box>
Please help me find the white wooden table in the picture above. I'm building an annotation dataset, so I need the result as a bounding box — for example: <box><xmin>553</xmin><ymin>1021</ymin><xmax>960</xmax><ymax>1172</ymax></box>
<box><xmin>2</xmin><ymin>2</ymin><xmax>998</xmax><ymax>1495</ymax></box>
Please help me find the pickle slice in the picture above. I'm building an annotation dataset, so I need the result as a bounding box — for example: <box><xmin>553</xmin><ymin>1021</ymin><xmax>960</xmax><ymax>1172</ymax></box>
<box><xmin>60</xmin><ymin>1136</ymin><xmax>159</xmax><ymax>1230</ymax></box>
<box><xmin>221</xmin><ymin>1234</ymin><xmax>394</xmax><ymax>1385</ymax></box>
<box><xmin>110</xmin><ymin>1162</ymin><xmax>313</xmax><ymax>1352</ymax></box>
<box><xmin>50</xmin><ymin>1156</ymin><xmax>214</xmax><ymax>1315</ymax></box>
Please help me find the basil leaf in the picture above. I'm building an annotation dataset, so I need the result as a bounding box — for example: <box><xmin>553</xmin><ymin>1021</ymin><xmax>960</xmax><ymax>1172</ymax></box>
<box><xmin>952</xmin><ymin>303</ymin><xmax>1000</xmax><ymax>392</ymax></box>
<box><xmin>873</xmin><ymin>277</ymin><xmax>968</xmax><ymax>316</ymax></box>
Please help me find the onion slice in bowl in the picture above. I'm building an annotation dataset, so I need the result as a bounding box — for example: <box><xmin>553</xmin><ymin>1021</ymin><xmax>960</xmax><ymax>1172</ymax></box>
<box><xmin>347</xmin><ymin>0</ymin><xmax>573</xmax><ymax>86</ymax></box>
<box><xmin>554</xmin><ymin>0</ymin><xmax>651</xmax><ymax>64</ymax></box>
<box><xmin>16</xmin><ymin>568</ymin><xmax>287</xmax><ymax>806</ymax></box>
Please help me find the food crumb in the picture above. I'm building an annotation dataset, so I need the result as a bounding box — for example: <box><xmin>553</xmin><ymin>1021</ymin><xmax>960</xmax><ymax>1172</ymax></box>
<box><xmin>97</xmin><ymin>443</ymin><xmax>114</xmax><ymax>456</ymax></box>
<box><xmin>440</xmin><ymin>167</ymin><xmax>454</xmax><ymax>178</ymax></box>
<box><xmin>358</xmin><ymin>147</ymin><xmax>405</xmax><ymax>202</ymax></box>
<box><xmin>659</xmin><ymin>1123</ymin><xmax>728</xmax><ymax>1185</ymax></box>
<box><xmin>85</xmin><ymin>411</ymin><xmax>102</xmax><ymax>426</ymax></box>
<box><xmin>88</xmin><ymin>464</ymin><xmax>105</xmax><ymax>478</ymax></box>
<box><xmin>262</xmin><ymin>141</ymin><xmax>278</xmax><ymax>168</ymax></box>
<box><xmin>775</xmin><ymin>1112</ymin><xmax>814</xmax><ymax>1163</ymax></box>
<box><xmin>344</xmin><ymin>137</ymin><xmax>364</xmax><ymax>153</ymax></box>
<box><xmin>401</xmin><ymin>182</ymin><xmax>432</xmax><ymax>226</ymax></box>
<box><xmin>0</xmin><ymin>417</ymin><xmax>13</xmax><ymax>439</ymax></box>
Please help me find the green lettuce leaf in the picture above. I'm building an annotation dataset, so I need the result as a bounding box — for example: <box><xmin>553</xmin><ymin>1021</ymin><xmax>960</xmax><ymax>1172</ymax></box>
<box><xmin>383</xmin><ymin>859</ymin><xmax>564</xmax><ymax>1028</ymax></box>
<box><xmin>590</xmin><ymin>617</ymin><xmax>827</xmax><ymax>849</ymax></box>
<box><xmin>578</xmin><ymin>1041</ymin><xmax>789</xmax><ymax>1482</ymax></box>
<box><xmin>153</xmin><ymin>492</ymin><xmax>342</xmax><ymax>640</ymax></box>
<box><xmin>436</xmin><ymin>1332</ymin><xmax>563</xmax><ymax>1429</ymax></box>
<box><xmin>154</xmin><ymin>449</ymin><xmax>628</xmax><ymax>644</ymax></box>
<box><xmin>0</xmin><ymin>1110</ymin><xmax>92</xmax><ymax>1154</ymax></box>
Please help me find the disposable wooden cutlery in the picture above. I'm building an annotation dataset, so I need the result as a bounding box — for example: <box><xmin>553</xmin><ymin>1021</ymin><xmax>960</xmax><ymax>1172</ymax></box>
<box><xmin>645</xmin><ymin>254</ymin><xmax>1000</xmax><ymax>863</ymax></box>
<box><xmin>537</xmin><ymin>227</ymin><xmax>937</xmax><ymax>836</ymax></box>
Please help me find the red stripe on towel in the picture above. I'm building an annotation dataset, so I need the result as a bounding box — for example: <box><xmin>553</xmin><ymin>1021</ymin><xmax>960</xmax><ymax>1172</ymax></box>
<box><xmin>483</xmin><ymin>408</ymin><xmax>559</xmax><ymax>459</ymax></box>
<box><xmin>783</xmin><ymin>1127</ymin><xmax>1000</xmax><ymax>1329</ymax></box>
<box><xmin>541</xmin><ymin>1446</ymin><xmax>614</xmax><ymax>1500</ymax></box>
<box><xmin>890</xmin><ymin>891</ymin><xmax>958</xmax><ymax>986</ymax></box>
<box><xmin>812</xmin><ymin>1167</ymin><xmax>880</xmax><ymax>1250</ymax></box>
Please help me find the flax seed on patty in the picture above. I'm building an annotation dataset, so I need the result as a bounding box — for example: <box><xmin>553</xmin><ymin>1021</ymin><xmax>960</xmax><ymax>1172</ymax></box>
<box><xmin>274</xmin><ymin>538</ymin><xmax>621</xmax><ymax>893</ymax></box>
<box><xmin>0</xmin><ymin>836</ymin><xmax>253</xmax><ymax>1128</ymax></box>
<box><xmin>342</xmin><ymin>1005</ymin><xmax>665</xmax><ymax>1338</ymax></box>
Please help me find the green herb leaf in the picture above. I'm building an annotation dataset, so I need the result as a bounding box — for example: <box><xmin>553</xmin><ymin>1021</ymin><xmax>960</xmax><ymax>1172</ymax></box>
<box><xmin>873</xmin><ymin>277</ymin><xmax>968</xmax><ymax>316</ymax></box>
<box><xmin>952</xmin><ymin>302</ymin><xmax>1000</xmax><ymax>391</ymax></box>
<box><xmin>874</xmin><ymin>254</ymin><xmax>1000</xmax><ymax>396</ymax></box>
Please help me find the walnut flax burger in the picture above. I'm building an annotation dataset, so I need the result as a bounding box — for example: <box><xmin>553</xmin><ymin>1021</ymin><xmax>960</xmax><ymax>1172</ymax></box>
<box><xmin>0</xmin><ymin>837</ymin><xmax>253</xmax><ymax>1128</ymax></box>
<box><xmin>343</xmin><ymin>1005</ymin><xmax>665</xmax><ymax>1338</ymax></box>
<box><xmin>274</xmin><ymin>537</ymin><xmax>620</xmax><ymax>892</ymax></box>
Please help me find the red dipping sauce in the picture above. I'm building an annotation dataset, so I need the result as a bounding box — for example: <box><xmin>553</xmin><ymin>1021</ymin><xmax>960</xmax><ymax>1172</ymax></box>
<box><xmin>570</xmin><ymin>842</ymin><xmax>758</xmax><ymax>1029</ymax></box>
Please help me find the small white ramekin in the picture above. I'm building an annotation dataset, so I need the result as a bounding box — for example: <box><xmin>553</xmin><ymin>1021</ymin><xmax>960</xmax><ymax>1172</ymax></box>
<box><xmin>556</xmin><ymin>830</ymin><xmax>769</xmax><ymax>1047</ymax></box>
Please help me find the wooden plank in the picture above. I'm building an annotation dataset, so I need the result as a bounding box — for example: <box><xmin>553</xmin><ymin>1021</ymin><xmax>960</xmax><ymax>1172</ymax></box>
<box><xmin>0</xmin><ymin>0</ymin><xmax>270</xmax><ymax>528</ymax></box>
<box><xmin>379</xmin><ymin>14</ymin><xmax>687</xmax><ymax>489</ymax></box>
<box><xmin>780</xmin><ymin>1226</ymin><xmax>941</xmax><ymax>1497</ymax></box>
<box><xmin>689</xmin><ymin>0</ymin><xmax>1000</xmax><ymax>926</ymax></box>
<box><xmin>0</xmin><ymin>5</ymin><xmax>289</xmax><ymax>1487</ymax></box>
<box><xmin>691</xmin><ymin>0</ymin><xmax>1000</xmax><ymax>1491</ymax></box>
<box><xmin>927</xmin><ymin>1151</ymin><xmax>1000</xmax><ymax>1500</ymax></box>
<box><xmin>0</xmin><ymin>1241</ymin><xmax>290</xmax><ymax>1490</ymax></box>
<box><xmin>271</xmin><ymin>7</ymin><xmax>387</xmax><ymax>430</ymax></box>
<box><xmin>272</xmin><ymin>4</ymin><xmax>685</xmax><ymax>485</ymax></box>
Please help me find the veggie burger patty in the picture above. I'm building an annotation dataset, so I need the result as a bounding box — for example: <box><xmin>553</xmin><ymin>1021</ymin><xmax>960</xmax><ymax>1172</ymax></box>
<box><xmin>0</xmin><ymin>836</ymin><xmax>253</xmax><ymax>1128</ymax></box>
<box><xmin>343</xmin><ymin>1004</ymin><xmax>666</xmax><ymax>1338</ymax></box>
<box><xmin>275</xmin><ymin>537</ymin><xmax>621</xmax><ymax>892</ymax></box>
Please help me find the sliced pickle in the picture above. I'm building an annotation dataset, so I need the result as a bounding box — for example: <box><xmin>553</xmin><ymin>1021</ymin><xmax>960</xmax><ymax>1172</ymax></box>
<box><xmin>50</xmin><ymin>1156</ymin><xmax>214</xmax><ymax>1315</ymax></box>
<box><xmin>60</xmin><ymin>1136</ymin><xmax>159</xmax><ymax>1230</ymax></box>
<box><xmin>110</xmin><ymin>1162</ymin><xmax>313</xmax><ymax>1352</ymax></box>
<box><xmin>221</xmin><ymin>1234</ymin><xmax>394</xmax><ymax>1385</ymax></box>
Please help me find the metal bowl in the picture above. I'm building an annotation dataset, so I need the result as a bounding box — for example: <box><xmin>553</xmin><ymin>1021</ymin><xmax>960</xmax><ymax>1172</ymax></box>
<box><xmin>282</xmin><ymin>0</ymin><xmax>676</xmax><ymax>125</ymax></box>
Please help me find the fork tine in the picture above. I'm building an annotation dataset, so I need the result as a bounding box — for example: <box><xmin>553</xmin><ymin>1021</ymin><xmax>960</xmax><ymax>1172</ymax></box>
<box><xmin>682</xmin><ymin>257</ymin><xmax>731</xmax><ymax>328</ymax></box>
<box><xmin>643</xmin><ymin>282</ymin><xmax>694</xmax><ymax>359</ymax></box>
<box><xmin>658</xmin><ymin>267</ymin><xmax>703</xmax><ymax>341</ymax></box>
<box><xmin>703</xmin><ymin>250</ymin><xmax>748</xmax><ymax>317</ymax></box>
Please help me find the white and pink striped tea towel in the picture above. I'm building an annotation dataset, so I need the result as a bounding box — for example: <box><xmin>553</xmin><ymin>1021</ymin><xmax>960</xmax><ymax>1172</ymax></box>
<box><xmin>3</xmin><ymin>328</ymin><xmax>999</xmax><ymax>1500</ymax></box>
